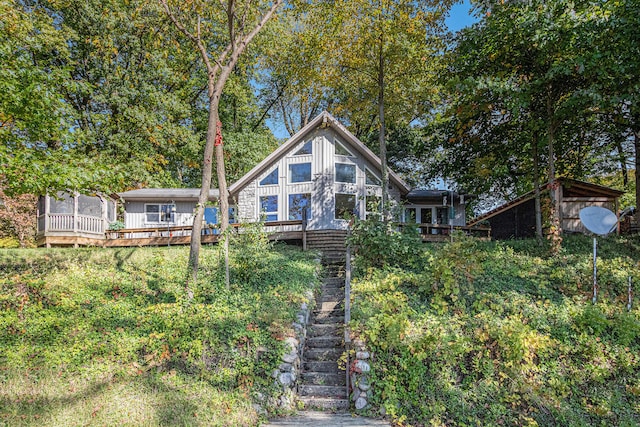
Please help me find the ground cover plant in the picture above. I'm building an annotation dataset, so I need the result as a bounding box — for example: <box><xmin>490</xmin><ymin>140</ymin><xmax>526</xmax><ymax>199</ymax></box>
<box><xmin>0</xmin><ymin>243</ymin><xmax>319</xmax><ymax>426</ymax></box>
<box><xmin>350</xmin><ymin>231</ymin><xmax>640</xmax><ymax>426</ymax></box>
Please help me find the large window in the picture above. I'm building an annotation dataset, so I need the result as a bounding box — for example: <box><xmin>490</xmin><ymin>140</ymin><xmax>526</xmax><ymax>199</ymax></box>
<box><xmin>335</xmin><ymin>193</ymin><xmax>357</xmax><ymax>220</ymax></box>
<box><xmin>145</xmin><ymin>204</ymin><xmax>175</xmax><ymax>223</ymax></box>
<box><xmin>260</xmin><ymin>167</ymin><xmax>278</xmax><ymax>186</ymax></box>
<box><xmin>289</xmin><ymin>163</ymin><xmax>311</xmax><ymax>183</ymax></box>
<box><xmin>293</xmin><ymin>140</ymin><xmax>312</xmax><ymax>156</ymax></box>
<box><xmin>335</xmin><ymin>163</ymin><xmax>356</xmax><ymax>183</ymax></box>
<box><xmin>289</xmin><ymin>193</ymin><xmax>311</xmax><ymax>220</ymax></box>
<box><xmin>260</xmin><ymin>195</ymin><xmax>278</xmax><ymax>222</ymax></box>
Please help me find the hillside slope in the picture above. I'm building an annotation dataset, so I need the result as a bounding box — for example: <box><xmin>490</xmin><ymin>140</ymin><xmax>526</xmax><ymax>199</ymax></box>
<box><xmin>351</xmin><ymin>234</ymin><xmax>640</xmax><ymax>426</ymax></box>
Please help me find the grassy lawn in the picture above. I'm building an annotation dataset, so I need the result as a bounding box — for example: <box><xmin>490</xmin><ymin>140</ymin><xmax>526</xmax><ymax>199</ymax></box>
<box><xmin>0</xmin><ymin>243</ymin><xmax>319</xmax><ymax>426</ymax></box>
<box><xmin>350</xmin><ymin>233</ymin><xmax>640</xmax><ymax>426</ymax></box>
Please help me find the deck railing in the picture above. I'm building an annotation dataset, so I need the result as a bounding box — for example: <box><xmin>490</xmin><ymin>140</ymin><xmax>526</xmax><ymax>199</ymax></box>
<box><xmin>399</xmin><ymin>223</ymin><xmax>491</xmax><ymax>239</ymax></box>
<box><xmin>106</xmin><ymin>220</ymin><xmax>305</xmax><ymax>240</ymax></box>
<box><xmin>42</xmin><ymin>214</ymin><xmax>106</xmax><ymax>234</ymax></box>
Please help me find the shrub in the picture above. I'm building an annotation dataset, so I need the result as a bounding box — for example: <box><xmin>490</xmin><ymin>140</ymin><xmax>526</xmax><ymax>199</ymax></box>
<box><xmin>347</xmin><ymin>218</ymin><xmax>422</xmax><ymax>270</ymax></box>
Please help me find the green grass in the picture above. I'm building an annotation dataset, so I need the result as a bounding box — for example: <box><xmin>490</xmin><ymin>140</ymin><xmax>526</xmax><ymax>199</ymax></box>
<box><xmin>350</xmin><ymin>233</ymin><xmax>640</xmax><ymax>426</ymax></box>
<box><xmin>0</xmin><ymin>243</ymin><xmax>320</xmax><ymax>426</ymax></box>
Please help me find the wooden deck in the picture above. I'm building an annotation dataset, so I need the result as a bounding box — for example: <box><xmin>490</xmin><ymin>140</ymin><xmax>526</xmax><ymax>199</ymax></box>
<box><xmin>37</xmin><ymin>221</ymin><xmax>492</xmax><ymax>248</ymax></box>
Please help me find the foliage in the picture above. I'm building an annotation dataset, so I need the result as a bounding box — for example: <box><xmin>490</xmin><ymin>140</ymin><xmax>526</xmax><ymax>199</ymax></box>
<box><xmin>351</xmin><ymin>234</ymin><xmax>640</xmax><ymax>426</ymax></box>
<box><xmin>347</xmin><ymin>217</ymin><xmax>422</xmax><ymax>270</ymax></box>
<box><xmin>0</xmin><ymin>245</ymin><xmax>319</xmax><ymax>425</ymax></box>
<box><xmin>0</xmin><ymin>181</ymin><xmax>36</xmax><ymax>247</ymax></box>
<box><xmin>107</xmin><ymin>221</ymin><xmax>125</xmax><ymax>232</ymax></box>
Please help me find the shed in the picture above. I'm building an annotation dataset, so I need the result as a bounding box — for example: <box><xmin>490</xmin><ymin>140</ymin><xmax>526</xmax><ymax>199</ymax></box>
<box><xmin>468</xmin><ymin>179</ymin><xmax>625</xmax><ymax>240</ymax></box>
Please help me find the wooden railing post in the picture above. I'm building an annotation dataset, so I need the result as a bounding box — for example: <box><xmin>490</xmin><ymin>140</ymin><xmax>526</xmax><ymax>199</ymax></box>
<box><xmin>302</xmin><ymin>208</ymin><xmax>308</xmax><ymax>251</ymax></box>
<box><xmin>345</xmin><ymin>222</ymin><xmax>352</xmax><ymax>401</ymax></box>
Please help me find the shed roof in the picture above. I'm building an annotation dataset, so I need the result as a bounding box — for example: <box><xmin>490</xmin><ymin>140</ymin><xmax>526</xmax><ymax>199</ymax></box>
<box><xmin>229</xmin><ymin>111</ymin><xmax>411</xmax><ymax>196</ymax></box>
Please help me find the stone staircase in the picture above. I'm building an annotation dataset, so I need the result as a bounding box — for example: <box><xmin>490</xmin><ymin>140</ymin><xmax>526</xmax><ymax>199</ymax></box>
<box><xmin>299</xmin><ymin>260</ymin><xmax>349</xmax><ymax>411</ymax></box>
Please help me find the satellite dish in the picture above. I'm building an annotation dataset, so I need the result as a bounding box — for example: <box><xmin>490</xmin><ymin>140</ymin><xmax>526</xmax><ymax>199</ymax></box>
<box><xmin>579</xmin><ymin>206</ymin><xmax>618</xmax><ymax>236</ymax></box>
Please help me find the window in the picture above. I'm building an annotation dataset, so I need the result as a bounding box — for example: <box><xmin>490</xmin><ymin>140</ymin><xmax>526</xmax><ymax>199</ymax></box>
<box><xmin>260</xmin><ymin>195</ymin><xmax>278</xmax><ymax>222</ymax></box>
<box><xmin>204</xmin><ymin>207</ymin><xmax>217</xmax><ymax>225</ymax></box>
<box><xmin>365</xmin><ymin>168</ymin><xmax>381</xmax><ymax>186</ymax></box>
<box><xmin>335</xmin><ymin>193</ymin><xmax>357</xmax><ymax>220</ymax></box>
<box><xmin>405</xmin><ymin>207</ymin><xmax>417</xmax><ymax>223</ymax></box>
<box><xmin>289</xmin><ymin>163</ymin><xmax>311</xmax><ymax>183</ymax></box>
<box><xmin>289</xmin><ymin>193</ymin><xmax>311</xmax><ymax>220</ymax></box>
<box><xmin>365</xmin><ymin>195</ymin><xmax>381</xmax><ymax>220</ymax></box>
<box><xmin>293</xmin><ymin>140</ymin><xmax>312</xmax><ymax>155</ymax></box>
<box><xmin>335</xmin><ymin>140</ymin><xmax>354</xmax><ymax>157</ymax></box>
<box><xmin>436</xmin><ymin>207</ymin><xmax>448</xmax><ymax>225</ymax></box>
<box><xmin>229</xmin><ymin>207</ymin><xmax>238</xmax><ymax>224</ymax></box>
<box><xmin>420</xmin><ymin>208</ymin><xmax>433</xmax><ymax>224</ymax></box>
<box><xmin>335</xmin><ymin>163</ymin><xmax>356</xmax><ymax>183</ymax></box>
<box><xmin>260</xmin><ymin>167</ymin><xmax>278</xmax><ymax>186</ymax></box>
<box><xmin>146</xmin><ymin>204</ymin><xmax>175</xmax><ymax>223</ymax></box>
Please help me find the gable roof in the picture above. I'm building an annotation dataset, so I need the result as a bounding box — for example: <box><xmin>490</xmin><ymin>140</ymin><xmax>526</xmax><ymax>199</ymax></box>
<box><xmin>468</xmin><ymin>178</ymin><xmax>624</xmax><ymax>226</ymax></box>
<box><xmin>229</xmin><ymin>111</ymin><xmax>411</xmax><ymax>195</ymax></box>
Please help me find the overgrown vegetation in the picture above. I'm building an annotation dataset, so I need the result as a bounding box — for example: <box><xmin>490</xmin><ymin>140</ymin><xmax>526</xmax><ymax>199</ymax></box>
<box><xmin>350</xmin><ymin>231</ymin><xmax>640</xmax><ymax>426</ymax></box>
<box><xmin>0</xmin><ymin>243</ymin><xmax>319</xmax><ymax>426</ymax></box>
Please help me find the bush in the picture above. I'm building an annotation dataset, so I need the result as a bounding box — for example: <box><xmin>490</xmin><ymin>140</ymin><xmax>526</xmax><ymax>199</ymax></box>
<box><xmin>347</xmin><ymin>218</ymin><xmax>422</xmax><ymax>270</ymax></box>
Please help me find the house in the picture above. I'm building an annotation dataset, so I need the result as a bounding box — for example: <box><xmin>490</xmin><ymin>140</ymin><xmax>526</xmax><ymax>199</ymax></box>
<box><xmin>467</xmin><ymin>178</ymin><xmax>625</xmax><ymax>240</ymax></box>
<box><xmin>37</xmin><ymin>112</ymin><xmax>477</xmax><ymax>247</ymax></box>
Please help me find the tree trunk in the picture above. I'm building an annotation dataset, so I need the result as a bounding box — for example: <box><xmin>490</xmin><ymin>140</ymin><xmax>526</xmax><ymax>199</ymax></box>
<box><xmin>533</xmin><ymin>141</ymin><xmax>543</xmax><ymax>244</ymax></box>
<box><xmin>616</xmin><ymin>139</ymin><xmax>629</xmax><ymax>188</ymax></box>
<box><xmin>635</xmin><ymin>127</ymin><xmax>640</xmax><ymax>224</ymax></box>
<box><xmin>378</xmin><ymin>35</ymin><xmax>389</xmax><ymax>220</ymax></box>
<box><xmin>187</xmin><ymin>95</ymin><xmax>220</xmax><ymax>291</ymax></box>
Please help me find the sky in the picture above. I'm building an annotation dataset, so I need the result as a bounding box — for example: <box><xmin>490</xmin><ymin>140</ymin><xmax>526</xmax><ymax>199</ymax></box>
<box><xmin>266</xmin><ymin>1</ymin><xmax>478</xmax><ymax>140</ymax></box>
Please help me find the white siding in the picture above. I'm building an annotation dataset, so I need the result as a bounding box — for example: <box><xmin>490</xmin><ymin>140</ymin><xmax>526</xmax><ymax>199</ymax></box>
<box><xmin>234</xmin><ymin>126</ymin><xmax>404</xmax><ymax>231</ymax></box>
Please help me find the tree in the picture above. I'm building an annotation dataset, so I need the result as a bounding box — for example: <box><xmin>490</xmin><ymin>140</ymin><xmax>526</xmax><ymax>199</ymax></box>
<box><xmin>160</xmin><ymin>0</ymin><xmax>283</xmax><ymax>288</ymax></box>
<box><xmin>0</xmin><ymin>179</ymin><xmax>36</xmax><ymax>247</ymax></box>
<box><xmin>441</xmin><ymin>0</ymin><xmax>604</xmax><ymax>248</ymax></box>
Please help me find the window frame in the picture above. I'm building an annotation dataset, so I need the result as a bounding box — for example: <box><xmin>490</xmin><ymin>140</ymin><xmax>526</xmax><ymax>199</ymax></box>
<box><xmin>289</xmin><ymin>162</ymin><xmax>312</xmax><ymax>183</ymax></box>
<box><xmin>293</xmin><ymin>140</ymin><xmax>313</xmax><ymax>156</ymax></box>
<box><xmin>365</xmin><ymin>167</ymin><xmax>382</xmax><ymax>186</ymax></box>
<box><xmin>145</xmin><ymin>203</ymin><xmax>175</xmax><ymax>224</ymax></box>
<box><xmin>335</xmin><ymin>162</ymin><xmax>357</xmax><ymax>184</ymax></box>
<box><xmin>335</xmin><ymin>193</ymin><xmax>357</xmax><ymax>221</ymax></box>
<box><xmin>259</xmin><ymin>167</ymin><xmax>279</xmax><ymax>186</ymax></box>
<box><xmin>288</xmin><ymin>193</ymin><xmax>312</xmax><ymax>221</ymax></box>
<box><xmin>334</xmin><ymin>139</ymin><xmax>355</xmax><ymax>157</ymax></box>
<box><xmin>259</xmin><ymin>195</ymin><xmax>278</xmax><ymax>222</ymax></box>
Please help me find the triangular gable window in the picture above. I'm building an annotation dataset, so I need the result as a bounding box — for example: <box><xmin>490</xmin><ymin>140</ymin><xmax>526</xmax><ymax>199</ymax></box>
<box><xmin>259</xmin><ymin>167</ymin><xmax>278</xmax><ymax>186</ymax></box>
<box><xmin>365</xmin><ymin>168</ymin><xmax>381</xmax><ymax>186</ymax></box>
<box><xmin>335</xmin><ymin>139</ymin><xmax>354</xmax><ymax>157</ymax></box>
<box><xmin>293</xmin><ymin>140</ymin><xmax>312</xmax><ymax>156</ymax></box>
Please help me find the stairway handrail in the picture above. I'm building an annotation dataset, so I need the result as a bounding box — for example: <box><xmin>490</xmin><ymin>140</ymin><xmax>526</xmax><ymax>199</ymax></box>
<box><xmin>344</xmin><ymin>221</ymin><xmax>352</xmax><ymax>402</ymax></box>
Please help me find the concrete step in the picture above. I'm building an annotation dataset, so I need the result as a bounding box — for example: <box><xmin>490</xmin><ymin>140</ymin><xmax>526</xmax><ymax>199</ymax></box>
<box><xmin>304</xmin><ymin>348</ymin><xmax>343</xmax><ymax>361</ymax></box>
<box><xmin>308</xmin><ymin>323</ymin><xmax>342</xmax><ymax>337</ymax></box>
<box><xmin>298</xmin><ymin>397</ymin><xmax>350</xmax><ymax>411</ymax></box>
<box><xmin>303</xmin><ymin>361</ymin><xmax>339</xmax><ymax>373</ymax></box>
<box><xmin>314</xmin><ymin>301</ymin><xmax>344</xmax><ymax>313</ymax></box>
<box><xmin>301</xmin><ymin>372</ymin><xmax>346</xmax><ymax>386</ymax></box>
<box><xmin>306</xmin><ymin>336</ymin><xmax>343</xmax><ymax>348</ymax></box>
<box><xmin>310</xmin><ymin>315</ymin><xmax>344</xmax><ymax>325</ymax></box>
<box><xmin>299</xmin><ymin>384</ymin><xmax>348</xmax><ymax>398</ymax></box>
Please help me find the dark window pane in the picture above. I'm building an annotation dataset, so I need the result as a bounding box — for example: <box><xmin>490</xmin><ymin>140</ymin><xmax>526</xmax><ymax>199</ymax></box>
<box><xmin>289</xmin><ymin>193</ymin><xmax>311</xmax><ymax>220</ymax></box>
<box><xmin>365</xmin><ymin>169</ymin><xmax>381</xmax><ymax>186</ymax></box>
<box><xmin>293</xmin><ymin>140</ymin><xmax>312</xmax><ymax>155</ymax></box>
<box><xmin>204</xmin><ymin>207</ymin><xmax>217</xmax><ymax>224</ymax></box>
<box><xmin>335</xmin><ymin>141</ymin><xmax>352</xmax><ymax>156</ymax></box>
<box><xmin>335</xmin><ymin>193</ymin><xmax>356</xmax><ymax>220</ymax></box>
<box><xmin>260</xmin><ymin>168</ymin><xmax>278</xmax><ymax>186</ymax></box>
<box><xmin>335</xmin><ymin>163</ymin><xmax>356</xmax><ymax>183</ymax></box>
<box><xmin>406</xmin><ymin>208</ymin><xmax>416</xmax><ymax>223</ymax></box>
<box><xmin>420</xmin><ymin>208</ymin><xmax>432</xmax><ymax>224</ymax></box>
<box><xmin>289</xmin><ymin>163</ymin><xmax>311</xmax><ymax>183</ymax></box>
